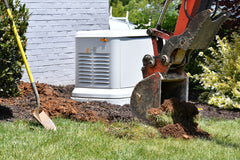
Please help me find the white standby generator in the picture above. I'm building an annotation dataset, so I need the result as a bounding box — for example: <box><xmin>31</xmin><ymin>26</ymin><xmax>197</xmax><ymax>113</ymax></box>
<box><xmin>72</xmin><ymin>30</ymin><xmax>153</xmax><ymax>105</ymax></box>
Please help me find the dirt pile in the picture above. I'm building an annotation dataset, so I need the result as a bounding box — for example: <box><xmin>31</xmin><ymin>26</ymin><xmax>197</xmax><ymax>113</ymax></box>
<box><xmin>0</xmin><ymin>82</ymin><xmax>132</xmax><ymax>123</ymax></box>
<box><xmin>147</xmin><ymin>98</ymin><xmax>211</xmax><ymax>139</ymax></box>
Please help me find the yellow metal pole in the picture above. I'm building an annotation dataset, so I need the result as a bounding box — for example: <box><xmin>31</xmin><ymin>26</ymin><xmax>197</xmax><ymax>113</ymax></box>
<box><xmin>6</xmin><ymin>8</ymin><xmax>34</xmax><ymax>83</ymax></box>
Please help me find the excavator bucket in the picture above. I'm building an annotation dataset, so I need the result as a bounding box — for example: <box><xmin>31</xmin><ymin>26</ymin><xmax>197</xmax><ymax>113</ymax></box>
<box><xmin>130</xmin><ymin>72</ymin><xmax>188</xmax><ymax>122</ymax></box>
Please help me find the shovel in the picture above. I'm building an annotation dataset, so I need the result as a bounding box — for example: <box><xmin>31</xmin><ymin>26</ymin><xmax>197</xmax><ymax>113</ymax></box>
<box><xmin>3</xmin><ymin>0</ymin><xmax>56</xmax><ymax>130</ymax></box>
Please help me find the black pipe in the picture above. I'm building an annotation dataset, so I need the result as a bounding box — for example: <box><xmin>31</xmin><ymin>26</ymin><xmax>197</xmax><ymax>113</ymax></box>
<box><xmin>184</xmin><ymin>0</ymin><xmax>192</xmax><ymax>20</ymax></box>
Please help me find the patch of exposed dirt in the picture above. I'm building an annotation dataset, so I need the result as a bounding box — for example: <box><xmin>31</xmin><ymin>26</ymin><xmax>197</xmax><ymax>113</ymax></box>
<box><xmin>0</xmin><ymin>81</ymin><xmax>240</xmax><ymax>139</ymax></box>
<box><xmin>0</xmin><ymin>81</ymin><xmax>132</xmax><ymax>123</ymax></box>
<box><xmin>148</xmin><ymin>98</ymin><xmax>211</xmax><ymax>139</ymax></box>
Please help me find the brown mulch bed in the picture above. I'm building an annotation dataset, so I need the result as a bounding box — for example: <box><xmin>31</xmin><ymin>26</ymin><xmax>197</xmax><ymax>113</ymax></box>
<box><xmin>0</xmin><ymin>81</ymin><xmax>239</xmax><ymax>139</ymax></box>
<box><xmin>0</xmin><ymin>82</ymin><xmax>132</xmax><ymax>123</ymax></box>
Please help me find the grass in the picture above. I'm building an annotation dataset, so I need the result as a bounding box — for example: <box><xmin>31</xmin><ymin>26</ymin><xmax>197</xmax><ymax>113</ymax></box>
<box><xmin>0</xmin><ymin>118</ymin><xmax>240</xmax><ymax>160</ymax></box>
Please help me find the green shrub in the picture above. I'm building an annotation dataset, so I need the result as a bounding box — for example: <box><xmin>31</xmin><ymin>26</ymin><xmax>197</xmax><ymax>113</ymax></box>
<box><xmin>110</xmin><ymin>0</ymin><xmax>180</xmax><ymax>32</ymax></box>
<box><xmin>194</xmin><ymin>33</ymin><xmax>240</xmax><ymax>109</ymax></box>
<box><xmin>0</xmin><ymin>0</ymin><xmax>30</xmax><ymax>97</ymax></box>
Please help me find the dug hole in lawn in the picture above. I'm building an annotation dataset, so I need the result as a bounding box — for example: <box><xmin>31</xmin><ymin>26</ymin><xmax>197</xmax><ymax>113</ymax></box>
<box><xmin>1</xmin><ymin>82</ymin><xmax>213</xmax><ymax>139</ymax></box>
<box><xmin>147</xmin><ymin>98</ymin><xmax>211</xmax><ymax>139</ymax></box>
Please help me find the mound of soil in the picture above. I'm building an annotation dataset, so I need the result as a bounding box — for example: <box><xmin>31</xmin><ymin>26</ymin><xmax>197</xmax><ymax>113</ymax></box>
<box><xmin>148</xmin><ymin>98</ymin><xmax>211</xmax><ymax>139</ymax></box>
<box><xmin>1</xmin><ymin>81</ymin><xmax>240</xmax><ymax>139</ymax></box>
<box><xmin>0</xmin><ymin>82</ymin><xmax>132</xmax><ymax>123</ymax></box>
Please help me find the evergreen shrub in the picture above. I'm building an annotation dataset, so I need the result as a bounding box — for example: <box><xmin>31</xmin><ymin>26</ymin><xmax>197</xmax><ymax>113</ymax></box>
<box><xmin>0</xmin><ymin>0</ymin><xmax>30</xmax><ymax>97</ymax></box>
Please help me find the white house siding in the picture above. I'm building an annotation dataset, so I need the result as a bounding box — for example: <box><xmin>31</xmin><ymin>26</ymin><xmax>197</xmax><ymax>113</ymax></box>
<box><xmin>20</xmin><ymin>0</ymin><xmax>109</xmax><ymax>85</ymax></box>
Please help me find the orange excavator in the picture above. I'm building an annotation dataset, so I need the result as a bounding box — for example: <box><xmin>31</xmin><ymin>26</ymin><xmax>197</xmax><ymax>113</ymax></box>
<box><xmin>130</xmin><ymin>0</ymin><xmax>230</xmax><ymax>121</ymax></box>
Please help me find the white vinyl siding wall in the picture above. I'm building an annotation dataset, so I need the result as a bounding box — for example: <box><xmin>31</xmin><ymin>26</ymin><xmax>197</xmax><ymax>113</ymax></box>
<box><xmin>20</xmin><ymin>0</ymin><xmax>109</xmax><ymax>85</ymax></box>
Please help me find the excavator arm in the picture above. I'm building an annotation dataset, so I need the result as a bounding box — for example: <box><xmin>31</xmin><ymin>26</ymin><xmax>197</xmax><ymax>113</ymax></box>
<box><xmin>130</xmin><ymin>0</ymin><xmax>230</xmax><ymax>121</ymax></box>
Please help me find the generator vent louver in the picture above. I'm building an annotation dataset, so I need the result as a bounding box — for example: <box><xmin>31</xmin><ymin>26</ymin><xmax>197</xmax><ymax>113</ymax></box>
<box><xmin>77</xmin><ymin>52</ymin><xmax>110</xmax><ymax>88</ymax></box>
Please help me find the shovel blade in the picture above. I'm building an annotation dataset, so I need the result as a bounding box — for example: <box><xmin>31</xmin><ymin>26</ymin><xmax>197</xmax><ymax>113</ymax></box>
<box><xmin>32</xmin><ymin>110</ymin><xmax>56</xmax><ymax>131</ymax></box>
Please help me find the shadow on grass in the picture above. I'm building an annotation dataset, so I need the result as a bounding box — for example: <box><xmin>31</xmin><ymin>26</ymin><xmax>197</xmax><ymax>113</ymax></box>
<box><xmin>28</xmin><ymin>120</ymin><xmax>43</xmax><ymax>129</ymax></box>
<box><xmin>210</xmin><ymin>137</ymin><xmax>240</xmax><ymax>149</ymax></box>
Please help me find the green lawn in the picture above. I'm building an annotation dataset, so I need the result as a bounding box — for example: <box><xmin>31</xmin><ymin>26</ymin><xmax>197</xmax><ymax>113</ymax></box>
<box><xmin>0</xmin><ymin>118</ymin><xmax>239</xmax><ymax>160</ymax></box>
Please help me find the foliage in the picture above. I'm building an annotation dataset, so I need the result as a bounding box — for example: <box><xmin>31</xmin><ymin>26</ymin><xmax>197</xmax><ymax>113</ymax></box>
<box><xmin>159</xmin><ymin>0</ymin><xmax>180</xmax><ymax>32</ymax></box>
<box><xmin>193</xmin><ymin>33</ymin><xmax>240</xmax><ymax>109</ymax></box>
<box><xmin>218</xmin><ymin>0</ymin><xmax>240</xmax><ymax>39</ymax></box>
<box><xmin>110</xmin><ymin>0</ymin><xmax>130</xmax><ymax>6</ymax></box>
<box><xmin>186</xmin><ymin>0</ymin><xmax>239</xmax><ymax>93</ymax></box>
<box><xmin>0</xmin><ymin>0</ymin><xmax>30</xmax><ymax>97</ymax></box>
<box><xmin>110</xmin><ymin>0</ymin><xmax>180</xmax><ymax>32</ymax></box>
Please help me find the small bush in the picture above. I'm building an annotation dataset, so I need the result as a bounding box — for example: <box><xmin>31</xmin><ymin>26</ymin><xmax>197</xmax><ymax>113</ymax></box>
<box><xmin>194</xmin><ymin>33</ymin><xmax>240</xmax><ymax>109</ymax></box>
<box><xmin>0</xmin><ymin>0</ymin><xmax>30</xmax><ymax>97</ymax></box>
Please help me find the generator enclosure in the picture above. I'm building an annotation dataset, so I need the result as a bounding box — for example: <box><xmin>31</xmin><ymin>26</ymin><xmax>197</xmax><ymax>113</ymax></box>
<box><xmin>72</xmin><ymin>30</ymin><xmax>153</xmax><ymax>105</ymax></box>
